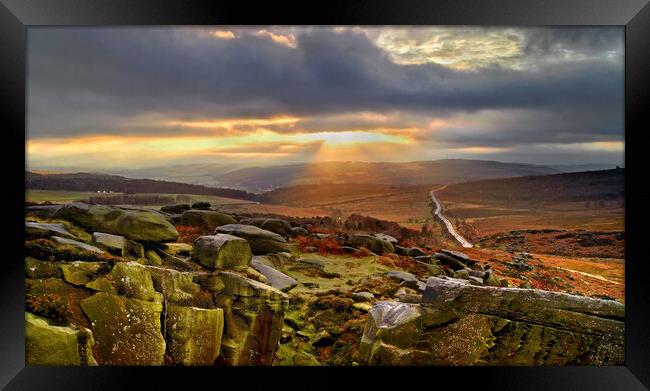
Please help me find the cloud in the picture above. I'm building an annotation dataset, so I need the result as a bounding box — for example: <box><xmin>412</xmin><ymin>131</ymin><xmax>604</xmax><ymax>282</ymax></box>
<box><xmin>27</xmin><ymin>26</ymin><xmax>624</xmax><ymax>166</ymax></box>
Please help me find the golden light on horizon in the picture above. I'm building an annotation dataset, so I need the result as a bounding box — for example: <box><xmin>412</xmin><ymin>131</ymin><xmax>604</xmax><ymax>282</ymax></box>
<box><xmin>163</xmin><ymin>115</ymin><xmax>302</xmax><ymax>130</ymax></box>
<box><xmin>210</xmin><ymin>30</ymin><xmax>236</xmax><ymax>40</ymax></box>
<box><xmin>254</xmin><ymin>29</ymin><xmax>297</xmax><ymax>48</ymax></box>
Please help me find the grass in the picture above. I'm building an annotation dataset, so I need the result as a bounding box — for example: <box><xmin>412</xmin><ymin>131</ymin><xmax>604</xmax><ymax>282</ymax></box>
<box><xmin>27</xmin><ymin>190</ymin><xmax>96</xmax><ymax>203</ymax></box>
<box><xmin>260</xmin><ymin>183</ymin><xmax>436</xmax><ymax>227</ymax></box>
<box><xmin>285</xmin><ymin>252</ymin><xmax>390</xmax><ymax>294</ymax></box>
<box><xmin>26</xmin><ymin>189</ymin><xmax>255</xmax><ymax>209</ymax></box>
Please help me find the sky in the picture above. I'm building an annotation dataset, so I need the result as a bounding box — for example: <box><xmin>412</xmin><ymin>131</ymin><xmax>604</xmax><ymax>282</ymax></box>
<box><xmin>27</xmin><ymin>26</ymin><xmax>624</xmax><ymax>170</ymax></box>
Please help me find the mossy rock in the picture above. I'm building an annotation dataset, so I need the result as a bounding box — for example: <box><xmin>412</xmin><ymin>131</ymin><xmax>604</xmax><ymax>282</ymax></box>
<box><xmin>216</xmin><ymin>272</ymin><xmax>289</xmax><ymax>366</ymax></box>
<box><xmin>54</xmin><ymin>204</ymin><xmax>178</xmax><ymax>243</ymax></box>
<box><xmin>124</xmin><ymin>239</ymin><xmax>145</xmax><ymax>258</ymax></box>
<box><xmin>81</xmin><ymin>292</ymin><xmax>165</xmax><ymax>365</ymax></box>
<box><xmin>146</xmin><ymin>266</ymin><xmax>201</xmax><ymax>303</ymax></box>
<box><xmin>145</xmin><ymin>249</ymin><xmax>163</xmax><ymax>266</ymax></box>
<box><xmin>25</xmin><ymin>312</ymin><xmax>97</xmax><ymax>366</ymax></box>
<box><xmin>109</xmin><ymin>262</ymin><xmax>158</xmax><ymax>302</ymax></box>
<box><xmin>293</xmin><ymin>352</ymin><xmax>321</xmax><ymax>366</ymax></box>
<box><xmin>51</xmin><ymin>236</ymin><xmax>106</xmax><ymax>254</ymax></box>
<box><xmin>25</xmin><ymin>257</ymin><xmax>61</xmax><ymax>279</ymax></box>
<box><xmin>25</xmin><ymin>222</ymin><xmax>77</xmax><ymax>240</ymax></box>
<box><xmin>180</xmin><ymin>210</ymin><xmax>237</xmax><ymax>232</ymax></box>
<box><xmin>215</xmin><ymin>224</ymin><xmax>291</xmax><ymax>255</ymax></box>
<box><xmin>220</xmin><ymin>271</ymin><xmax>288</xmax><ymax>301</ymax></box>
<box><xmin>346</xmin><ymin>234</ymin><xmax>394</xmax><ymax>255</ymax></box>
<box><xmin>59</xmin><ymin>262</ymin><xmax>106</xmax><ymax>286</ymax></box>
<box><xmin>192</xmin><ymin>234</ymin><xmax>252</xmax><ymax>269</ymax></box>
<box><xmin>165</xmin><ymin>305</ymin><xmax>224</xmax><ymax>365</ymax></box>
<box><xmin>195</xmin><ymin>273</ymin><xmax>226</xmax><ymax>293</ymax></box>
<box><xmin>26</xmin><ymin>278</ymin><xmax>93</xmax><ymax>328</ymax></box>
<box><xmin>85</xmin><ymin>276</ymin><xmax>118</xmax><ymax>294</ymax></box>
<box><xmin>162</xmin><ymin>242</ymin><xmax>193</xmax><ymax>256</ymax></box>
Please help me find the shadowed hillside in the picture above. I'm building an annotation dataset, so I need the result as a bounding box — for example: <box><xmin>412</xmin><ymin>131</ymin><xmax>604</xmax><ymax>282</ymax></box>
<box><xmin>26</xmin><ymin>172</ymin><xmax>261</xmax><ymax>202</ymax></box>
<box><xmin>216</xmin><ymin>159</ymin><xmax>559</xmax><ymax>192</ymax></box>
<box><xmin>437</xmin><ymin>168</ymin><xmax>624</xmax><ymax>208</ymax></box>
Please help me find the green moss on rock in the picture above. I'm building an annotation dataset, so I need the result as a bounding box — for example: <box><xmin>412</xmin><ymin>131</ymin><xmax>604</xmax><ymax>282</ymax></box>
<box><xmin>165</xmin><ymin>305</ymin><xmax>224</xmax><ymax>365</ymax></box>
<box><xmin>81</xmin><ymin>292</ymin><xmax>165</xmax><ymax>365</ymax></box>
<box><xmin>25</xmin><ymin>312</ymin><xmax>97</xmax><ymax>366</ymax></box>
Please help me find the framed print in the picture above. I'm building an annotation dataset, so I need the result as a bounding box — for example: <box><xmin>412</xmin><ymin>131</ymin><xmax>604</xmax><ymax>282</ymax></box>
<box><xmin>1</xmin><ymin>0</ymin><xmax>649</xmax><ymax>389</ymax></box>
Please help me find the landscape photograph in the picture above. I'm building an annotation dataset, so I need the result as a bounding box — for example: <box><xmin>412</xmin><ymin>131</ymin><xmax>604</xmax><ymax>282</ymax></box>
<box><xmin>25</xmin><ymin>26</ymin><xmax>624</xmax><ymax>366</ymax></box>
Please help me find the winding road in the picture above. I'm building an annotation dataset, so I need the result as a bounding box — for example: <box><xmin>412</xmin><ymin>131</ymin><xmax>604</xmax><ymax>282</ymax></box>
<box><xmin>430</xmin><ymin>186</ymin><xmax>473</xmax><ymax>248</ymax></box>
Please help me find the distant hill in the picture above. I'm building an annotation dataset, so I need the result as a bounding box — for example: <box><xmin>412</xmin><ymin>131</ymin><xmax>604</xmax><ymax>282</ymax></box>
<box><xmin>437</xmin><ymin>168</ymin><xmax>624</xmax><ymax>207</ymax></box>
<box><xmin>217</xmin><ymin>159</ymin><xmax>559</xmax><ymax>193</ymax></box>
<box><xmin>26</xmin><ymin>171</ymin><xmax>261</xmax><ymax>202</ymax></box>
<box><xmin>550</xmin><ymin>164</ymin><xmax>621</xmax><ymax>173</ymax></box>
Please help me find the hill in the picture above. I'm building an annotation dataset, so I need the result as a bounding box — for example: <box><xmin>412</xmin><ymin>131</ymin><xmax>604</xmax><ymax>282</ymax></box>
<box><xmin>437</xmin><ymin>168</ymin><xmax>624</xmax><ymax>207</ymax></box>
<box><xmin>217</xmin><ymin>159</ymin><xmax>559</xmax><ymax>192</ymax></box>
<box><xmin>435</xmin><ymin>168</ymin><xmax>624</xmax><ymax>238</ymax></box>
<box><xmin>25</xmin><ymin>171</ymin><xmax>261</xmax><ymax>202</ymax></box>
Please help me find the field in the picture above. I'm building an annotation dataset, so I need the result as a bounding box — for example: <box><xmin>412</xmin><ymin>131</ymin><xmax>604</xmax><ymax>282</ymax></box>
<box><xmin>262</xmin><ymin>184</ymin><xmax>436</xmax><ymax>229</ymax></box>
<box><xmin>440</xmin><ymin>200</ymin><xmax>624</xmax><ymax>238</ymax></box>
<box><xmin>446</xmin><ymin>246</ymin><xmax>625</xmax><ymax>302</ymax></box>
<box><xmin>27</xmin><ymin>189</ymin><xmax>96</xmax><ymax>203</ymax></box>
<box><xmin>26</xmin><ymin>190</ymin><xmax>255</xmax><ymax>209</ymax></box>
<box><xmin>436</xmin><ymin>169</ymin><xmax>624</xmax><ymax>238</ymax></box>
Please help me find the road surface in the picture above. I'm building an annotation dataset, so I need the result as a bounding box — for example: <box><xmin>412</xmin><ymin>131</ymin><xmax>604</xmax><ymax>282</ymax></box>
<box><xmin>430</xmin><ymin>186</ymin><xmax>473</xmax><ymax>248</ymax></box>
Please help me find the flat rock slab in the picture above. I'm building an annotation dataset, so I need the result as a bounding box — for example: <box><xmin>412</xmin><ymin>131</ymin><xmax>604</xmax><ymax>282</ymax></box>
<box><xmin>216</xmin><ymin>224</ymin><xmax>291</xmax><ymax>254</ymax></box>
<box><xmin>371</xmin><ymin>233</ymin><xmax>398</xmax><ymax>244</ymax></box>
<box><xmin>26</xmin><ymin>222</ymin><xmax>77</xmax><ymax>239</ymax></box>
<box><xmin>220</xmin><ymin>271</ymin><xmax>288</xmax><ymax>300</ymax></box>
<box><xmin>239</xmin><ymin>218</ymin><xmax>292</xmax><ymax>237</ymax></box>
<box><xmin>51</xmin><ymin>236</ymin><xmax>106</xmax><ymax>254</ymax></box>
<box><xmin>433</xmin><ymin>252</ymin><xmax>467</xmax><ymax>270</ymax></box>
<box><xmin>440</xmin><ymin>249</ymin><xmax>478</xmax><ymax>266</ymax></box>
<box><xmin>422</xmin><ymin>276</ymin><xmax>625</xmax><ymax>336</ymax></box>
<box><xmin>216</xmin><ymin>224</ymin><xmax>286</xmax><ymax>242</ymax></box>
<box><xmin>92</xmin><ymin>232</ymin><xmax>125</xmax><ymax>254</ymax></box>
<box><xmin>250</xmin><ymin>259</ymin><xmax>298</xmax><ymax>292</ymax></box>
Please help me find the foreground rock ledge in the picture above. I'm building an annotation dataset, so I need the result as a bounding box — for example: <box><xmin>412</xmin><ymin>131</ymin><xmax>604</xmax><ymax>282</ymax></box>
<box><xmin>360</xmin><ymin>276</ymin><xmax>625</xmax><ymax>366</ymax></box>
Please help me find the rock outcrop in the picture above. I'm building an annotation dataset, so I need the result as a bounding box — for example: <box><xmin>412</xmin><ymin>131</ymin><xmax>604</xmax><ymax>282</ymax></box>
<box><xmin>239</xmin><ymin>218</ymin><xmax>293</xmax><ymax>238</ymax></box>
<box><xmin>346</xmin><ymin>234</ymin><xmax>395</xmax><ymax>255</ymax></box>
<box><xmin>26</xmin><ymin>218</ymin><xmax>288</xmax><ymax>366</ymax></box>
<box><xmin>250</xmin><ymin>258</ymin><xmax>298</xmax><ymax>292</ymax></box>
<box><xmin>51</xmin><ymin>236</ymin><xmax>106</xmax><ymax>254</ymax></box>
<box><xmin>214</xmin><ymin>271</ymin><xmax>289</xmax><ymax>365</ymax></box>
<box><xmin>26</xmin><ymin>222</ymin><xmax>77</xmax><ymax>239</ymax></box>
<box><xmin>25</xmin><ymin>312</ymin><xmax>97</xmax><ymax>366</ymax></box>
<box><xmin>180</xmin><ymin>210</ymin><xmax>237</xmax><ymax>232</ymax></box>
<box><xmin>54</xmin><ymin>204</ymin><xmax>178</xmax><ymax>242</ymax></box>
<box><xmin>81</xmin><ymin>292</ymin><xmax>166</xmax><ymax>365</ymax></box>
<box><xmin>216</xmin><ymin>224</ymin><xmax>292</xmax><ymax>254</ymax></box>
<box><xmin>92</xmin><ymin>232</ymin><xmax>144</xmax><ymax>258</ymax></box>
<box><xmin>192</xmin><ymin>234</ymin><xmax>252</xmax><ymax>269</ymax></box>
<box><xmin>360</xmin><ymin>277</ymin><xmax>624</xmax><ymax>365</ymax></box>
<box><xmin>165</xmin><ymin>305</ymin><xmax>224</xmax><ymax>366</ymax></box>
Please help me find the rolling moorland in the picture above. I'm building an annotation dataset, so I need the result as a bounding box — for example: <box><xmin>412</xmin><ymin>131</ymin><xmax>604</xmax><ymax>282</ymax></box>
<box><xmin>24</xmin><ymin>160</ymin><xmax>625</xmax><ymax>366</ymax></box>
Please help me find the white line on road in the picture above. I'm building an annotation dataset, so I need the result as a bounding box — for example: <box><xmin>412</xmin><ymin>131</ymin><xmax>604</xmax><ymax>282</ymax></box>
<box><xmin>430</xmin><ymin>187</ymin><xmax>473</xmax><ymax>248</ymax></box>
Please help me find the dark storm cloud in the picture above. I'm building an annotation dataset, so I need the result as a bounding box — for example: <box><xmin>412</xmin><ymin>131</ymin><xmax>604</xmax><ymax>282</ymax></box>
<box><xmin>28</xmin><ymin>26</ymin><xmax>623</xmax><ymax>148</ymax></box>
<box><xmin>522</xmin><ymin>26</ymin><xmax>623</xmax><ymax>57</ymax></box>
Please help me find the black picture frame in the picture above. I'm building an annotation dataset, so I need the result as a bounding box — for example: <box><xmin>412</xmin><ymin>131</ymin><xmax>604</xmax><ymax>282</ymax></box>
<box><xmin>1</xmin><ymin>0</ymin><xmax>649</xmax><ymax>389</ymax></box>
